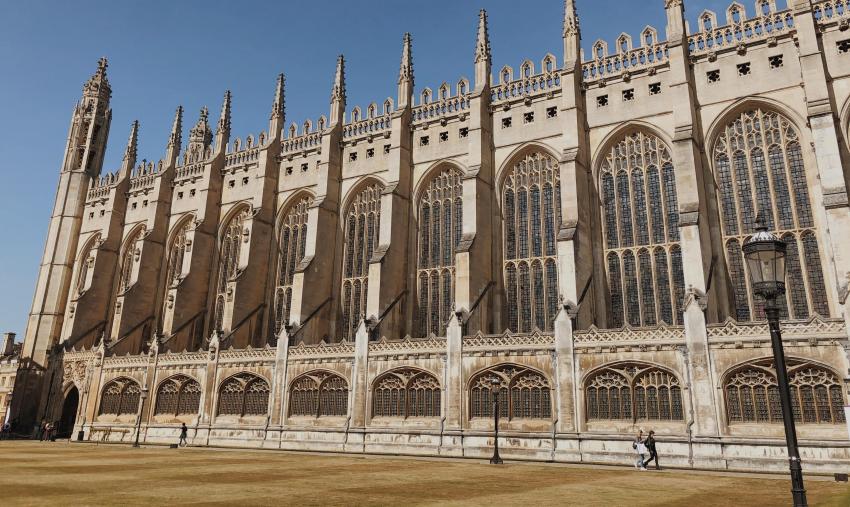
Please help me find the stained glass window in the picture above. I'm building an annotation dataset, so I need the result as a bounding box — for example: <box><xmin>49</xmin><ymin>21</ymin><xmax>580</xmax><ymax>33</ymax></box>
<box><xmin>600</xmin><ymin>132</ymin><xmax>684</xmax><ymax>328</ymax></box>
<box><xmin>117</xmin><ymin>228</ymin><xmax>145</xmax><ymax>294</ymax></box>
<box><xmin>417</xmin><ymin>168</ymin><xmax>462</xmax><ymax>337</ymax></box>
<box><xmin>341</xmin><ymin>184</ymin><xmax>382</xmax><ymax>340</ymax></box>
<box><xmin>372</xmin><ymin>368</ymin><xmax>441</xmax><ymax>418</ymax></box>
<box><xmin>288</xmin><ymin>371</ymin><xmax>349</xmax><ymax>417</ymax></box>
<box><xmin>154</xmin><ymin>375</ymin><xmax>201</xmax><ymax>416</ymax></box>
<box><xmin>212</xmin><ymin>207</ymin><xmax>251</xmax><ymax>331</ymax></box>
<box><xmin>98</xmin><ymin>377</ymin><xmax>141</xmax><ymax>416</ymax></box>
<box><xmin>469</xmin><ymin>364</ymin><xmax>552</xmax><ymax>420</ymax></box>
<box><xmin>274</xmin><ymin>196</ymin><xmax>312</xmax><ymax>335</ymax></box>
<box><xmin>585</xmin><ymin>363</ymin><xmax>683</xmax><ymax>422</ymax></box>
<box><xmin>216</xmin><ymin>373</ymin><xmax>269</xmax><ymax>417</ymax></box>
<box><xmin>503</xmin><ymin>153</ymin><xmax>561</xmax><ymax>332</ymax></box>
<box><xmin>713</xmin><ymin>109</ymin><xmax>830</xmax><ymax>320</ymax></box>
<box><xmin>724</xmin><ymin>358</ymin><xmax>845</xmax><ymax>425</ymax></box>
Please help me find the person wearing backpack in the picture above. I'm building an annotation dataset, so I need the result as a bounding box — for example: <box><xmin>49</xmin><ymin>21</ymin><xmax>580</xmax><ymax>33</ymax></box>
<box><xmin>643</xmin><ymin>430</ymin><xmax>660</xmax><ymax>470</ymax></box>
<box><xmin>632</xmin><ymin>430</ymin><xmax>647</xmax><ymax>470</ymax></box>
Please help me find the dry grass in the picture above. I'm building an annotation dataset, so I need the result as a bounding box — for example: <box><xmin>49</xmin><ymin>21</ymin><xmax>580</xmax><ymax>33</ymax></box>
<box><xmin>1</xmin><ymin>441</ymin><xmax>849</xmax><ymax>506</ymax></box>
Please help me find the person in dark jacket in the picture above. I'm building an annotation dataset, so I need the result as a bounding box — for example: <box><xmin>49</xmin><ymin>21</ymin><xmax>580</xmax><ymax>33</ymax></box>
<box><xmin>179</xmin><ymin>423</ymin><xmax>188</xmax><ymax>447</ymax></box>
<box><xmin>643</xmin><ymin>430</ymin><xmax>660</xmax><ymax>470</ymax></box>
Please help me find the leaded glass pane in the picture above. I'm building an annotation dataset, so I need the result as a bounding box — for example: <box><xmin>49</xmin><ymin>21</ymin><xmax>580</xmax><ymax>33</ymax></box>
<box><xmin>623</xmin><ymin>252</ymin><xmax>640</xmax><ymax>326</ymax></box>
<box><xmin>608</xmin><ymin>253</ymin><xmax>624</xmax><ymax>328</ymax></box>
<box><xmin>802</xmin><ymin>232</ymin><xmax>829</xmax><ymax>316</ymax></box>
<box><xmin>341</xmin><ymin>184</ymin><xmax>382</xmax><ymax>340</ymax></box>
<box><xmin>639</xmin><ymin>250</ymin><xmax>656</xmax><ymax>326</ymax></box>
<box><xmin>632</xmin><ymin>171</ymin><xmax>648</xmax><ymax>245</ymax></box>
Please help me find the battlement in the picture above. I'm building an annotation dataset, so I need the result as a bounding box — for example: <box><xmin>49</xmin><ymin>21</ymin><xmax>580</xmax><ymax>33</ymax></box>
<box><xmin>225</xmin><ymin>134</ymin><xmax>264</xmax><ymax>168</ymax></box>
<box><xmin>687</xmin><ymin>2</ymin><xmax>795</xmax><ymax>56</ymax></box>
<box><xmin>87</xmin><ymin>171</ymin><xmax>119</xmax><ymax>200</ymax></box>
<box><xmin>412</xmin><ymin>80</ymin><xmax>470</xmax><ymax>124</ymax></box>
<box><xmin>128</xmin><ymin>160</ymin><xmax>162</xmax><ymax>191</ymax></box>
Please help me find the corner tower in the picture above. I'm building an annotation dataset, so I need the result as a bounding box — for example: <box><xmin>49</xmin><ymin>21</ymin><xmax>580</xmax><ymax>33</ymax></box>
<box><xmin>13</xmin><ymin>58</ymin><xmax>113</xmax><ymax>428</ymax></box>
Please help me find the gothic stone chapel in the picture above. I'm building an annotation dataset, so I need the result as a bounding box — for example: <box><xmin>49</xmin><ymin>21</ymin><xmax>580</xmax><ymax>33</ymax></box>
<box><xmin>11</xmin><ymin>0</ymin><xmax>850</xmax><ymax>472</ymax></box>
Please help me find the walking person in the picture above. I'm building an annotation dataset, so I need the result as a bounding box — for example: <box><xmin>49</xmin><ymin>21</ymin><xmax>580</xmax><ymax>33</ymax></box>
<box><xmin>643</xmin><ymin>430</ymin><xmax>660</xmax><ymax>470</ymax></box>
<box><xmin>632</xmin><ymin>430</ymin><xmax>647</xmax><ymax>470</ymax></box>
<box><xmin>0</xmin><ymin>422</ymin><xmax>9</xmax><ymax>440</ymax></box>
<box><xmin>179</xmin><ymin>423</ymin><xmax>188</xmax><ymax>447</ymax></box>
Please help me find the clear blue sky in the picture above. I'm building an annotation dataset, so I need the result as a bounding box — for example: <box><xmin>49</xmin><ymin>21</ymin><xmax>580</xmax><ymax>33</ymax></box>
<box><xmin>0</xmin><ymin>0</ymin><xmax>735</xmax><ymax>340</ymax></box>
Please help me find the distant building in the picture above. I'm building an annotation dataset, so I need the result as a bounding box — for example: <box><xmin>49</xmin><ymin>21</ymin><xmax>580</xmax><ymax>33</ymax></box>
<box><xmin>9</xmin><ymin>1</ymin><xmax>850</xmax><ymax>471</ymax></box>
<box><xmin>0</xmin><ymin>333</ymin><xmax>20</xmax><ymax>425</ymax></box>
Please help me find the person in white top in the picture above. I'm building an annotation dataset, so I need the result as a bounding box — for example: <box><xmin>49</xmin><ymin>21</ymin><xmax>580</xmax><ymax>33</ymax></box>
<box><xmin>633</xmin><ymin>429</ymin><xmax>648</xmax><ymax>470</ymax></box>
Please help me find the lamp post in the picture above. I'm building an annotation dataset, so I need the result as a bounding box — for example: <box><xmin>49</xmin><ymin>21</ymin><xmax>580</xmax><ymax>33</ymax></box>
<box><xmin>132</xmin><ymin>387</ymin><xmax>149</xmax><ymax>448</ymax></box>
<box><xmin>489</xmin><ymin>378</ymin><xmax>503</xmax><ymax>465</ymax></box>
<box><xmin>743</xmin><ymin>216</ymin><xmax>807</xmax><ymax>507</ymax></box>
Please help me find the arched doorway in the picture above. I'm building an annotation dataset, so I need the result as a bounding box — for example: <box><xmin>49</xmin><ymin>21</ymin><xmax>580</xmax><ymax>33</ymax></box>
<box><xmin>57</xmin><ymin>386</ymin><xmax>79</xmax><ymax>439</ymax></box>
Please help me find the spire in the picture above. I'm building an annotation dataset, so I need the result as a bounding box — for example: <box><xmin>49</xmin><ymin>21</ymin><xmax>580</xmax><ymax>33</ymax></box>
<box><xmin>119</xmin><ymin>120</ymin><xmax>139</xmax><ymax>178</ymax></box>
<box><xmin>563</xmin><ymin>0</ymin><xmax>581</xmax><ymax>67</ymax></box>
<box><xmin>83</xmin><ymin>57</ymin><xmax>112</xmax><ymax>102</ymax></box>
<box><xmin>215</xmin><ymin>90</ymin><xmax>231</xmax><ymax>154</ymax></box>
<box><xmin>398</xmin><ymin>33</ymin><xmax>414</xmax><ymax>109</ymax></box>
<box><xmin>474</xmin><ymin>10</ymin><xmax>491</xmax><ymax>92</ymax></box>
<box><xmin>330</xmin><ymin>55</ymin><xmax>346</xmax><ymax>125</ymax></box>
<box><xmin>187</xmin><ymin>107</ymin><xmax>212</xmax><ymax>161</ymax></box>
<box><xmin>269</xmin><ymin>73</ymin><xmax>286</xmax><ymax>141</ymax></box>
<box><xmin>166</xmin><ymin>105</ymin><xmax>183</xmax><ymax>164</ymax></box>
<box><xmin>664</xmin><ymin>0</ymin><xmax>686</xmax><ymax>42</ymax></box>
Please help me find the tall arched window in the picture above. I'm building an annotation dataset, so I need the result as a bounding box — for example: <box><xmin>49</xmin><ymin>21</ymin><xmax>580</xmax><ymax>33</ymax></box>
<box><xmin>153</xmin><ymin>375</ymin><xmax>202</xmax><ymax>416</ymax></box>
<box><xmin>372</xmin><ymin>368</ymin><xmax>441</xmax><ymax>418</ymax></box>
<box><xmin>417</xmin><ymin>167</ymin><xmax>463</xmax><ymax>337</ymax></box>
<box><xmin>469</xmin><ymin>364</ymin><xmax>552</xmax><ymax>420</ymax></box>
<box><xmin>274</xmin><ymin>196</ymin><xmax>312</xmax><ymax>335</ymax></box>
<box><xmin>165</xmin><ymin>220</ymin><xmax>191</xmax><ymax>289</ymax></box>
<box><xmin>216</xmin><ymin>372</ymin><xmax>270</xmax><ymax>417</ymax></box>
<box><xmin>585</xmin><ymin>363</ymin><xmax>684</xmax><ymax>422</ymax></box>
<box><xmin>600</xmin><ymin>132</ymin><xmax>685</xmax><ymax>328</ymax></box>
<box><xmin>724</xmin><ymin>358</ymin><xmax>846</xmax><ymax>425</ymax></box>
<box><xmin>341</xmin><ymin>183</ymin><xmax>382</xmax><ymax>340</ymax></box>
<box><xmin>288</xmin><ymin>371</ymin><xmax>349</xmax><ymax>417</ymax></box>
<box><xmin>713</xmin><ymin>109</ymin><xmax>829</xmax><ymax>321</ymax></box>
<box><xmin>98</xmin><ymin>377</ymin><xmax>141</xmax><ymax>416</ymax></box>
<box><xmin>502</xmin><ymin>152</ymin><xmax>560</xmax><ymax>333</ymax></box>
<box><xmin>212</xmin><ymin>206</ymin><xmax>251</xmax><ymax>331</ymax></box>
<box><xmin>117</xmin><ymin>228</ymin><xmax>145</xmax><ymax>294</ymax></box>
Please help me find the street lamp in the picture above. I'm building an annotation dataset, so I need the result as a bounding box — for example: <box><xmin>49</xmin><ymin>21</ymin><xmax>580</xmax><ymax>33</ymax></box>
<box><xmin>489</xmin><ymin>377</ymin><xmax>503</xmax><ymax>465</ymax></box>
<box><xmin>132</xmin><ymin>387</ymin><xmax>149</xmax><ymax>448</ymax></box>
<box><xmin>743</xmin><ymin>215</ymin><xmax>806</xmax><ymax>507</ymax></box>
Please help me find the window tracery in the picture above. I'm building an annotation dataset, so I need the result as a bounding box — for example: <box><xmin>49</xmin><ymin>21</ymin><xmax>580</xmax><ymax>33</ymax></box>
<box><xmin>469</xmin><ymin>364</ymin><xmax>552</xmax><ymax>420</ymax></box>
<box><xmin>288</xmin><ymin>371</ymin><xmax>349</xmax><ymax>417</ymax></box>
<box><xmin>154</xmin><ymin>375</ymin><xmax>202</xmax><ymax>416</ymax></box>
<box><xmin>98</xmin><ymin>377</ymin><xmax>141</xmax><ymax>416</ymax></box>
<box><xmin>417</xmin><ymin>168</ymin><xmax>462</xmax><ymax>337</ymax></box>
<box><xmin>341</xmin><ymin>183</ymin><xmax>382</xmax><ymax>340</ymax></box>
<box><xmin>713</xmin><ymin>108</ymin><xmax>829</xmax><ymax>320</ymax></box>
<box><xmin>585</xmin><ymin>363</ymin><xmax>684</xmax><ymax>422</ymax></box>
<box><xmin>75</xmin><ymin>235</ymin><xmax>99</xmax><ymax>296</ymax></box>
<box><xmin>274</xmin><ymin>196</ymin><xmax>312</xmax><ymax>335</ymax></box>
<box><xmin>724</xmin><ymin>358</ymin><xmax>845</xmax><ymax>425</ymax></box>
<box><xmin>502</xmin><ymin>153</ymin><xmax>560</xmax><ymax>333</ymax></box>
<box><xmin>599</xmin><ymin>132</ymin><xmax>684</xmax><ymax>328</ymax></box>
<box><xmin>212</xmin><ymin>207</ymin><xmax>251</xmax><ymax>331</ymax></box>
<box><xmin>216</xmin><ymin>373</ymin><xmax>269</xmax><ymax>417</ymax></box>
<box><xmin>372</xmin><ymin>368</ymin><xmax>441</xmax><ymax>418</ymax></box>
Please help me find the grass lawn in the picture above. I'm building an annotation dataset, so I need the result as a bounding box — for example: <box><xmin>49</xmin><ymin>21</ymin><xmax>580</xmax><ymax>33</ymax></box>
<box><xmin>1</xmin><ymin>441</ymin><xmax>849</xmax><ymax>506</ymax></box>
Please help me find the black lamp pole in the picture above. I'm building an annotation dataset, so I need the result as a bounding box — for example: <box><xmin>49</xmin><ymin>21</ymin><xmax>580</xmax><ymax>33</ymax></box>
<box><xmin>490</xmin><ymin>378</ymin><xmax>503</xmax><ymax>465</ymax></box>
<box><xmin>743</xmin><ymin>215</ymin><xmax>806</xmax><ymax>507</ymax></box>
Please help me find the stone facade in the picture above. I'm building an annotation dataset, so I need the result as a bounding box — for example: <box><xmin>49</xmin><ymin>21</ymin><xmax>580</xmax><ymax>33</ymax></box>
<box><xmin>10</xmin><ymin>0</ymin><xmax>850</xmax><ymax>472</ymax></box>
<box><xmin>0</xmin><ymin>333</ymin><xmax>20</xmax><ymax>425</ymax></box>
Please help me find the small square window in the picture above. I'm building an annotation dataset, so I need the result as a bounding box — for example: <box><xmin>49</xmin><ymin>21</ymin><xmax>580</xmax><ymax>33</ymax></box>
<box><xmin>523</xmin><ymin>112</ymin><xmax>534</xmax><ymax>123</ymax></box>
<box><xmin>228</xmin><ymin>180</ymin><xmax>235</xmax><ymax>188</ymax></box>
<box><xmin>383</xmin><ymin>144</ymin><xmax>391</xmax><ymax>154</ymax></box>
<box><xmin>439</xmin><ymin>131</ymin><xmax>449</xmax><ymax>142</ymax></box>
<box><xmin>737</xmin><ymin>62</ymin><xmax>751</xmax><ymax>76</ymax></box>
<box><xmin>89</xmin><ymin>212</ymin><xmax>94</xmax><ymax>219</ymax></box>
<box><xmin>501</xmin><ymin>117</ymin><xmax>512</xmax><ymax>128</ymax></box>
<box><xmin>769</xmin><ymin>55</ymin><xmax>783</xmax><ymax>69</ymax></box>
<box><xmin>366</xmin><ymin>148</ymin><xmax>374</xmax><ymax>158</ymax></box>
<box><xmin>622</xmin><ymin>89</ymin><xmax>635</xmax><ymax>101</ymax></box>
<box><xmin>546</xmin><ymin>106</ymin><xmax>557</xmax><ymax>118</ymax></box>
<box><xmin>301</xmin><ymin>162</ymin><xmax>309</xmax><ymax>171</ymax></box>
<box><xmin>838</xmin><ymin>39</ymin><xmax>850</xmax><ymax>53</ymax></box>
<box><xmin>596</xmin><ymin>95</ymin><xmax>609</xmax><ymax>107</ymax></box>
<box><xmin>648</xmin><ymin>83</ymin><xmax>662</xmax><ymax>95</ymax></box>
<box><xmin>349</xmin><ymin>152</ymin><xmax>358</xmax><ymax>161</ymax></box>
<box><xmin>285</xmin><ymin>166</ymin><xmax>293</xmax><ymax>175</ymax></box>
<box><xmin>142</xmin><ymin>200</ymin><xmax>148</xmax><ymax>207</ymax></box>
<box><xmin>459</xmin><ymin>127</ymin><xmax>469</xmax><ymax>138</ymax></box>
<box><xmin>707</xmin><ymin>70</ymin><xmax>720</xmax><ymax>83</ymax></box>
<box><xmin>241</xmin><ymin>177</ymin><xmax>248</xmax><ymax>186</ymax></box>
<box><xmin>190</xmin><ymin>189</ymin><xmax>196</xmax><ymax>197</ymax></box>
<box><xmin>420</xmin><ymin>136</ymin><xmax>430</xmax><ymax>146</ymax></box>
<box><xmin>100</xmin><ymin>210</ymin><xmax>105</xmax><ymax>217</ymax></box>
<box><xmin>131</xmin><ymin>202</ymin><xmax>137</xmax><ymax>210</ymax></box>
